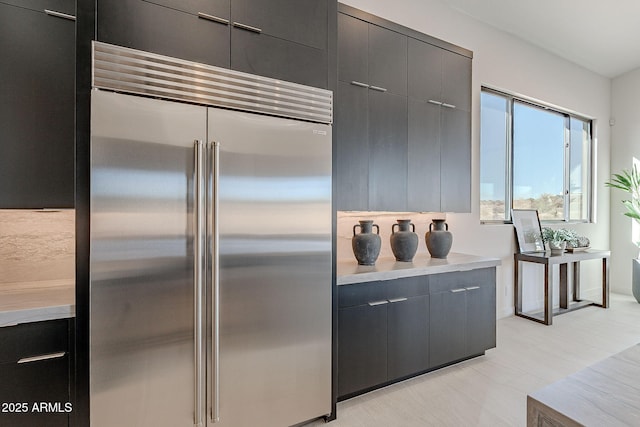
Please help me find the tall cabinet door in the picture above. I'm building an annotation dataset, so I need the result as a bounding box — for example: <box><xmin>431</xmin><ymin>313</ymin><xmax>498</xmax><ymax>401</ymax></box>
<box><xmin>368</xmin><ymin>91</ymin><xmax>408</xmax><ymax>211</ymax></box>
<box><xmin>208</xmin><ymin>108</ymin><xmax>332</xmax><ymax>427</ymax></box>
<box><xmin>0</xmin><ymin>3</ymin><xmax>74</xmax><ymax>208</ymax></box>
<box><xmin>90</xmin><ymin>90</ymin><xmax>206</xmax><ymax>427</ymax></box>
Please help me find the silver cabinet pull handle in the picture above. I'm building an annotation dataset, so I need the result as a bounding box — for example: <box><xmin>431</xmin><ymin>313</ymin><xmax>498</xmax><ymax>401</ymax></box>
<box><xmin>18</xmin><ymin>352</ymin><xmax>66</xmax><ymax>364</ymax></box>
<box><xmin>451</xmin><ymin>288</ymin><xmax>467</xmax><ymax>293</ymax></box>
<box><xmin>233</xmin><ymin>22</ymin><xmax>262</xmax><ymax>34</ymax></box>
<box><xmin>44</xmin><ymin>9</ymin><xmax>76</xmax><ymax>21</ymax></box>
<box><xmin>388</xmin><ymin>297</ymin><xmax>408</xmax><ymax>303</ymax></box>
<box><xmin>369</xmin><ymin>85</ymin><xmax>387</xmax><ymax>92</ymax></box>
<box><xmin>194</xmin><ymin>140</ymin><xmax>206</xmax><ymax>427</ymax></box>
<box><xmin>350</xmin><ymin>81</ymin><xmax>370</xmax><ymax>88</ymax></box>
<box><xmin>368</xmin><ymin>300</ymin><xmax>389</xmax><ymax>306</ymax></box>
<box><xmin>466</xmin><ymin>286</ymin><xmax>480</xmax><ymax>291</ymax></box>
<box><xmin>210</xmin><ymin>141</ymin><xmax>221</xmax><ymax>423</ymax></box>
<box><xmin>428</xmin><ymin>100</ymin><xmax>443</xmax><ymax>105</ymax></box>
<box><xmin>198</xmin><ymin>13</ymin><xmax>229</xmax><ymax>25</ymax></box>
<box><xmin>442</xmin><ymin>103</ymin><xmax>456</xmax><ymax>109</ymax></box>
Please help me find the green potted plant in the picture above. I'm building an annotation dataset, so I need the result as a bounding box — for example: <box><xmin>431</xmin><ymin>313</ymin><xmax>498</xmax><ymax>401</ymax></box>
<box><xmin>606</xmin><ymin>164</ymin><xmax>640</xmax><ymax>303</ymax></box>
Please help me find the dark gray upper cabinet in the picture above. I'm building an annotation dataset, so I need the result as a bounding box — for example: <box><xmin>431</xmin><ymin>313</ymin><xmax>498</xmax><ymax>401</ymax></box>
<box><xmin>440</xmin><ymin>107</ymin><xmax>471</xmax><ymax>212</ymax></box>
<box><xmin>230</xmin><ymin>27</ymin><xmax>328</xmax><ymax>88</ymax></box>
<box><xmin>408</xmin><ymin>38</ymin><xmax>471</xmax><ymax>112</ymax></box>
<box><xmin>98</xmin><ymin>0</ymin><xmax>230</xmax><ymax>68</ymax></box>
<box><xmin>231</xmin><ymin>0</ymin><xmax>327</xmax><ymax>50</ymax></box>
<box><xmin>335</xmin><ymin>81</ymin><xmax>369</xmax><ymax>210</ymax></box>
<box><xmin>0</xmin><ymin>2</ymin><xmax>75</xmax><ymax>208</ymax></box>
<box><xmin>368</xmin><ymin>24</ymin><xmax>407</xmax><ymax>96</ymax></box>
<box><xmin>98</xmin><ymin>0</ymin><xmax>332</xmax><ymax>88</ymax></box>
<box><xmin>335</xmin><ymin>4</ymin><xmax>471</xmax><ymax>212</ymax></box>
<box><xmin>337</xmin><ymin>12</ymin><xmax>367</xmax><ymax>84</ymax></box>
<box><xmin>408</xmin><ymin>98</ymin><xmax>441</xmax><ymax>211</ymax></box>
<box><xmin>144</xmin><ymin>0</ymin><xmax>228</xmax><ymax>17</ymax></box>
<box><xmin>368</xmin><ymin>91</ymin><xmax>408</xmax><ymax>211</ymax></box>
<box><xmin>407</xmin><ymin>38</ymin><xmax>472</xmax><ymax>212</ymax></box>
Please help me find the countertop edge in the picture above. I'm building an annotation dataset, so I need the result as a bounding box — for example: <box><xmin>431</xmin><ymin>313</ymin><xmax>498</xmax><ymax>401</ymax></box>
<box><xmin>0</xmin><ymin>304</ymin><xmax>76</xmax><ymax>328</ymax></box>
<box><xmin>337</xmin><ymin>253</ymin><xmax>501</xmax><ymax>285</ymax></box>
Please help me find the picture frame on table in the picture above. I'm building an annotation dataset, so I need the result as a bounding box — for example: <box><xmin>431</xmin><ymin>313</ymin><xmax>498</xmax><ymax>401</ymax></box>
<box><xmin>511</xmin><ymin>209</ymin><xmax>544</xmax><ymax>253</ymax></box>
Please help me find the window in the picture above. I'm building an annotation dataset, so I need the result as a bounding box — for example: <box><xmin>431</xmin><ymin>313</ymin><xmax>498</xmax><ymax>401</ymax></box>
<box><xmin>480</xmin><ymin>88</ymin><xmax>592</xmax><ymax>222</ymax></box>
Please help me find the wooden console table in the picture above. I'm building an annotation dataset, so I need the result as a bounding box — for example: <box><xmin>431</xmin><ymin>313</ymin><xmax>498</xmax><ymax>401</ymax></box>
<box><xmin>514</xmin><ymin>249</ymin><xmax>610</xmax><ymax>325</ymax></box>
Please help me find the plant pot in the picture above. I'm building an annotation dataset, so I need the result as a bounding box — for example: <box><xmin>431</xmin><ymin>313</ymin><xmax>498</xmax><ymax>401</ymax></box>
<box><xmin>548</xmin><ymin>240</ymin><xmax>566</xmax><ymax>255</ymax></box>
<box><xmin>632</xmin><ymin>259</ymin><xmax>640</xmax><ymax>303</ymax></box>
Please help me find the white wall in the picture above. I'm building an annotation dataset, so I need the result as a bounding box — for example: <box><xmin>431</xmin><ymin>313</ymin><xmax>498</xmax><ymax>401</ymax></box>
<box><xmin>341</xmin><ymin>0</ymin><xmax>612</xmax><ymax>317</ymax></box>
<box><xmin>610</xmin><ymin>69</ymin><xmax>640</xmax><ymax>294</ymax></box>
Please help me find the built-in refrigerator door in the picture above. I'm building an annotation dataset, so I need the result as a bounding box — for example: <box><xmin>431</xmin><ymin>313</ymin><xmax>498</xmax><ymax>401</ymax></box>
<box><xmin>208</xmin><ymin>108</ymin><xmax>332</xmax><ymax>426</ymax></box>
<box><xmin>90</xmin><ymin>90</ymin><xmax>207</xmax><ymax>426</ymax></box>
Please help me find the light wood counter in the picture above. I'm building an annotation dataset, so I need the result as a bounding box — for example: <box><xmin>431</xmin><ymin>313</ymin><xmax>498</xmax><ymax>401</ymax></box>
<box><xmin>0</xmin><ymin>279</ymin><xmax>75</xmax><ymax>326</ymax></box>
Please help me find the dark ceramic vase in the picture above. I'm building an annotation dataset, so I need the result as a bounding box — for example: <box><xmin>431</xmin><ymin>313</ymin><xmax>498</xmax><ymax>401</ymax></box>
<box><xmin>390</xmin><ymin>219</ymin><xmax>418</xmax><ymax>262</ymax></box>
<box><xmin>352</xmin><ymin>220</ymin><xmax>381</xmax><ymax>266</ymax></box>
<box><xmin>425</xmin><ymin>219</ymin><xmax>452</xmax><ymax>259</ymax></box>
<box><xmin>632</xmin><ymin>259</ymin><xmax>640</xmax><ymax>303</ymax></box>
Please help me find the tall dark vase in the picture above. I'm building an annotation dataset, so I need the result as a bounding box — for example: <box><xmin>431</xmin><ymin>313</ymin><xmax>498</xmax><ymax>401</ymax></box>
<box><xmin>425</xmin><ymin>219</ymin><xmax>452</xmax><ymax>259</ymax></box>
<box><xmin>390</xmin><ymin>219</ymin><xmax>418</xmax><ymax>262</ymax></box>
<box><xmin>352</xmin><ymin>220</ymin><xmax>381</xmax><ymax>266</ymax></box>
<box><xmin>632</xmin><ymin>259</ymin><xmax>640</xmax><ymax>303</ymax></box>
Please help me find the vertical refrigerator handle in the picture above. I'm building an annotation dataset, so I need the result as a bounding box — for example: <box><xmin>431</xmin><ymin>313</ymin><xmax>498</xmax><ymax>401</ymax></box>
<box><xmin>210</xmin><ymin>141</ymin><xmax>221</xmax><ymax>423</ymax></box>
<box><xmin>194</xmin><ymin>140</ymin><xmax>206</xmax><ymax>427</ymax></box>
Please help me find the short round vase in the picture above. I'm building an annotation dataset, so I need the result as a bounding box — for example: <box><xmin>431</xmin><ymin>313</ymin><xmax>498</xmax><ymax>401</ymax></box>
<box><xmin>390</xmin><ymin>219</ymin><xmax>418</xmax><ymax>262</ymax></box>
<box><xmin>425</xmin><ymin>219</ymin><xmax>452</xmax><ymax>259</ymax></box>
<box><xmin>352</xmin><ymin>220</ymin><xmax>381</xmax><ymax>266</ymax></box>
<box><xmin>549</xmin><ymin>241</ymin><xmax>566</xmax><ymax>255</ymax></box>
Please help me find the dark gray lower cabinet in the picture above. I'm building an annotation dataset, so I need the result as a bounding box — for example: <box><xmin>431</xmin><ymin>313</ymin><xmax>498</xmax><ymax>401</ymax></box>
<box><xmin>387</xmin><ymin>295</ymin><xmax>429</xmax><ymax>379</ymax></box>
<box><xmin>338</xmin><ymin>268</ymin><xmax>496</xmax><ymax>400</ymax></box>
<box><xmin>0</xmin><ymin>319</ymin><xmax>72</xmax><ymax>427</ymax></box>
<box><xmin>337</xmin><ymin>303</ymin><xmax>387</xmax><ymax>397</ymax></box>
<box><xmin>338</xmin><ymin>276</ymin><xmax>429</xmax><ymax>399</ymax></box>
<box><xmin>430</xmin><ymin>269</ymin><xmax>496</xmax><ymax>368</ymax></box>
<box><xmin>429</xmin><ymin>288</ymin><xmax>467</xmax><ymax>368</ymax></box>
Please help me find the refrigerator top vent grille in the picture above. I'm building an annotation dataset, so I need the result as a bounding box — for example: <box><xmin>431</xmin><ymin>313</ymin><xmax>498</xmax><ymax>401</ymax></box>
<box><xmin>92</xmin><ymin>42</ymin><xmax>333</xmax><ymax>124</ymax></box>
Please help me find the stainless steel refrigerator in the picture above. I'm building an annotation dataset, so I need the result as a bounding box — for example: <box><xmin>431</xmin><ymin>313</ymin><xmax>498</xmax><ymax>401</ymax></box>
<box><xmin>89</xmin><ymin>42</ymin><xmax>332</xmax><ymax>426</ymax></box>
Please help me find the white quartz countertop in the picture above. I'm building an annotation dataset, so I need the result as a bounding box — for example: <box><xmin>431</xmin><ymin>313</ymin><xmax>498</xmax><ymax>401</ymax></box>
<box><xmin>0</xmin><ymin>280</ymin><xmax>75</xmax><ymax>327</ymax></box>
<box><xmin>337</xmin><ymin>252</ymin><xmax>501</xmax><ymax>285</ymax></box>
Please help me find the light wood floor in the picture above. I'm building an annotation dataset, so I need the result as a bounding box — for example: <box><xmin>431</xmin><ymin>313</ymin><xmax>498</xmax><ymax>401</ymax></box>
<box><xmin>311</xmin><ymin>293</ymin><xmax>640</xmax><ymax>427</ymax></box>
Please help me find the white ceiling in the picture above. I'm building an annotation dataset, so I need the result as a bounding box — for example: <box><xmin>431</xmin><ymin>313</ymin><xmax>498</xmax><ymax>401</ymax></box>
<box><xmin>440</xmin><ymin>0</ymin><xmax>640</xmax><ymax>78</ymax></box>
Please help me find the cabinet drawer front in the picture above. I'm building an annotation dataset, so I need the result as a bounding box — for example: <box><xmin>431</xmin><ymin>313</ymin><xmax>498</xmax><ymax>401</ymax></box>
<box><xmin>338</xmin><ymin>281</ymin><xmax>386</xmax><ymax>308</ymax></box>
<box><xmin>429</xmin><ymin>268</ymin><xmax>494</xmax><ymax>294</ymax></box>
<box><xmin>231</xmin><ymin>28</ymin><xmax>328</xmax><ymax>88</ymax></box>
<box><xmin>386</xmin><ymin>275</ymin><xmax>429</xmax><ymax>300</ymax></box>
<box><xmin>98</xmin><ymin>0</ymin><xmax>230</xmax><ymax>69</ymax></box>
<box><xmin>0</xmin><ymin>319</ymin><xmax>69</xmax><ymax>365</ymax></box>
<box><xmin>0</xmin><ymin>0</ymin><xmax>74</xmax><ymax>15</ymax></box>
<box><xmin>144</xmin><ymin>0</ymin><xmax>229</xmax><ymax>18</ymax></box>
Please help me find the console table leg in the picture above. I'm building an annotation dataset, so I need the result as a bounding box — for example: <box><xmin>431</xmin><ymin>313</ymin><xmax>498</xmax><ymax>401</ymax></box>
<box><xmin>544</xmin><ymin>264</ymin><xmax>553</xmax><ymax>325</ymax></box>
<box><xmin>515</xmin><ymin>256</ymin><xmax>523</xmax><ymax>315</ymax></box>
<box><xmin>603</xmin><ymin>257</ymin><xmax>610</xmax><ymax>308</ymax></box>
<box><xmin>560</xmin><ymin>263</ymin><xmax>568</xmax><ymax>309</ymax></box>
<box><xmin>573</xmin><ymin>261</ymin><xmax>581</xmax><ymax>301</ymax></box>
